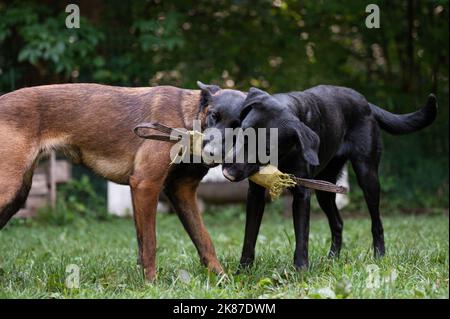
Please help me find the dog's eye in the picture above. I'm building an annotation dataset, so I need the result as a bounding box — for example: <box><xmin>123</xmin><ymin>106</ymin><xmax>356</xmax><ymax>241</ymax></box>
<box><xmin>211</xmin><ymin>112</ymin><xmax>221</xmax><ymax>122</ymax></box>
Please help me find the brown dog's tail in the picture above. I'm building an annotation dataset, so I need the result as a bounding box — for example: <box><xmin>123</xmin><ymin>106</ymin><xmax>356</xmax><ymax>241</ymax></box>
<box><xmin>369</xmin><ymin>94</ymin><xmax>437</xmax><ymax>135</ymax></box>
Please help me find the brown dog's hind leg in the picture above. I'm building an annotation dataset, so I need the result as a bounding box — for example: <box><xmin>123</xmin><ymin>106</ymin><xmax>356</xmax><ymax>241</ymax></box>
<box><xmin>0</xmin><ymin>170</ymin><xmax>34</xmax><ymax>229</ymax></box>
<box><xmin>164</xmin><ymin>177</ymin><xmax>223</xmax><ymax>276</ymax></box>
<box><xmin>0</xmin><ymin>130</ymin><xmax>37</xmax><ymax>229</ymax></box>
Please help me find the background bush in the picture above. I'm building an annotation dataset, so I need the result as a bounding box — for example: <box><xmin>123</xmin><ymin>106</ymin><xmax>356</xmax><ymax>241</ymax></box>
<box><xmin>35</xmin><ymin>175</ymin><xmax>109</xmax><ymax>226</ymax></box>
<box><xmin>0</xmin><ymin>0</ymin><xmax>448</xmax><ymax>210</ymax></box>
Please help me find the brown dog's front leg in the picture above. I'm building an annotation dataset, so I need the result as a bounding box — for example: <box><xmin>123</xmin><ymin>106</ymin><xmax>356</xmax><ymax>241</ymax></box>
<box><xmin>165</xmin><ymin>178</ymin><xmax>223</xmax><ymax>275</ymax></box>
<box><xmin>130</xmin><ymin>176</ymin><xmax>162</xmax><ymax>282</ymax></box>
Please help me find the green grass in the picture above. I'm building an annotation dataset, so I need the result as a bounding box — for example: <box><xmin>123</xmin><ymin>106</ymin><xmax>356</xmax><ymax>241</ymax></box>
<box><xmin>0</xmin><ymin>207</ymin><xmax>448</xmax><ymax>299</ymax></box>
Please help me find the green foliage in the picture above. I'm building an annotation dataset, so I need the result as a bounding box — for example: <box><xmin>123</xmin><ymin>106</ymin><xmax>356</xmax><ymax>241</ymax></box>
<box><xmin>0</xmin><ymin>0</ymin><xmax>448</xmax><ymax>208</ymax></box>
<box><xmin>35</xmin><ymin>175</ymin><xmax>109</xmax><ymax>226</ymax></box>
<box><xmin>0</xmin><ymin>2</ymin><xmax>103</xmax><ymax>81</ymax></box>
<box><xmin>133</xmin><ymin>11</ymin><xmax>184</xmax><ymax>52</ymax></box>
<box><xmin>17</xmin><ymin>14</ymin><xmax>103</xmax><ymax>75</ymax></box>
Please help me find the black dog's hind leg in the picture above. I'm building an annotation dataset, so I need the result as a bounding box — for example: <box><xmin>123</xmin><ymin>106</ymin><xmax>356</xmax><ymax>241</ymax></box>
<box><xmin>291</xmin><ymin>186</ymin><xmax>311</xmax><ymax>270</ymax></box>
<box><xmin>239</xmin><ymin>180</ymin><xmax>266</xmax><ymax>268</ymax></box>
<box><xmin>351</xmin><ymin>154</ymin><xmax>385</xmax><ymax>257</ymax></box>
<box><xmin>315</xmin><ymin>157</ymin><xmax>348</xmax><ymax>258</ymax></box>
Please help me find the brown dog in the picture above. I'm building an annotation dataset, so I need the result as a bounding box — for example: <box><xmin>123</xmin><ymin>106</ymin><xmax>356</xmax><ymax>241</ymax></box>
<box><xmin>0</xmin><ymin>83</ymin><xmax>223</xmax><ymax>281</ymax></box>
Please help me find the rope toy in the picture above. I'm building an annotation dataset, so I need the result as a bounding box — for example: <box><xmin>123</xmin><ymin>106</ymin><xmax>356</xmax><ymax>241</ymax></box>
<box><xmin>248</xmin><ymin>165</ymin><xmax>297</xmax><ymax>199</ymax></box>
<box><xmin>248</xmin><ymin>164</ymin><xmax>348</xmax><ymax>199</ymax></box>
<box><xmin>134</xmin><ymin>122</ymin><xmax>348</xmax><ymax>197</ymax></box>
<box><xmin>133</xmin><ymin>122</ymin><xmax>203</xmax><ymax>164</ymax></box>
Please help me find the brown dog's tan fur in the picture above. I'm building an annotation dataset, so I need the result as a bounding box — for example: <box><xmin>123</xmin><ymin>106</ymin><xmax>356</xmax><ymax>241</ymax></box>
<box><xmin>0</xmin><ymin>83</ymin><xmax>222</xmax><ymax>281</ymax></box>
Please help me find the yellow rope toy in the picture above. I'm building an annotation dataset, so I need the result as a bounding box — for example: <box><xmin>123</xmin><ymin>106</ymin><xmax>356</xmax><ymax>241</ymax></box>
<box><xmin>134</xmin><ymin>123</ymin><xmax>348</xmax><ymax>198</ymax></box>
<box><xmin>248</xmin><ymin>165</ymin><xmax>297</xmax><ymax>199</ymax></box>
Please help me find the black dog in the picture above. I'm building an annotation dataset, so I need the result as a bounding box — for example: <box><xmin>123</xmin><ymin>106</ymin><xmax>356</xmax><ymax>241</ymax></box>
<box><xmin>199</xmin><ymin>83</ymin><xmax>437</xmax><ymax>270</ymax></box>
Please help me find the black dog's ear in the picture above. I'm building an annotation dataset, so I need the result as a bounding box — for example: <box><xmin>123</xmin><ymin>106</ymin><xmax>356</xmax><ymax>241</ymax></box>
<box><xmin>197</xmin><ymin>81</ymin><xmax>221</xmax><ymax>111</ymax></box>
<box><xmin>239</xmin><ymin>88</ymin><xmax>271</xmax><ymax>120</ymax></box>
<box><xmin>243</xmin><ymin>87</ymin><xmax>284</xmax><ymax>115</ymax></box>
<box><xmin>294</xmin><ymin>122</ymin><xmax>320</xmax><ymax>166</ymax></box>
<box><xmin>243</xmin><ymin>87</ymin><xmax>271</xmax><ymax>108</ymax></box>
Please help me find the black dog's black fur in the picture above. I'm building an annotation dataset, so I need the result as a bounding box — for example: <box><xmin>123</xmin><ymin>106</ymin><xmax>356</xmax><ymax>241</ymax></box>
<box><xmin>199</xmin><ymin>83</ymin><xmax>437</xmax><ymax>270</ymax></box>
<box><xmin>197</xmin><ymin>81</ymin><xmax>246</xmax><ymax>164</ymax></box>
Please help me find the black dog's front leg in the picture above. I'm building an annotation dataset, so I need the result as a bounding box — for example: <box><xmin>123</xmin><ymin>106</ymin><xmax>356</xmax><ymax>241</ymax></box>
<box><xmin>291</xmin><ymin>185</ymin><xmax>311</xmax><ymax>270</ymax></box>
<box><xmin>239</xmin><ymin>180</ymin><xmax>267</xmax><ymax>268</ymax></box>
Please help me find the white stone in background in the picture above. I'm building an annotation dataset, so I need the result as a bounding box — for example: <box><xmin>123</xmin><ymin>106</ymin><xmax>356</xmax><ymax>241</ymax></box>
<box><xmin>107</xmin><ymin>182</ymin><xmax>168</xmax><ymax>216</ymax></box>
<box><xmin>201</xmin><ymin>165</ymin><xmax>227</xmax><ymax>182</ymax></box>
<box><xmin>336</xmin><ymin>165</ymin><xmax>350</xmax><ymax>210</ymax></box>
<box><xmin>107</xmin><ymin>183</ymin><xmax>133</xmax><ymax>216</ymax></box>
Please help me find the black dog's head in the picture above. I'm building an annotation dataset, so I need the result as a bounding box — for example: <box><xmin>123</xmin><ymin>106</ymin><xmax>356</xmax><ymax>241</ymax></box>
<box><xmin>197</xmin><ymin>81</ymin><xmax>246</xmax><ymax>166</ymax></box>
<box><xmin>222</xmin><ymin>87</ymin><xmax>320</xmax><ymax>182</ymax></box>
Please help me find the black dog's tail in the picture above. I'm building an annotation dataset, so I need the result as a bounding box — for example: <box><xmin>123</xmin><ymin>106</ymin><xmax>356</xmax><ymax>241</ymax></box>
<box><xmin>369</xmin><ymin>94</ymin><xmax>437</xmax><ymax>135</ymax></box>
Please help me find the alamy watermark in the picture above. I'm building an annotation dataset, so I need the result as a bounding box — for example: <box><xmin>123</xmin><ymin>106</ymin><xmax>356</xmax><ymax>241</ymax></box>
<box><xmin>65</xmin><ymin>4</ymin><xmax>80</xmax><ymax>29</ymax></box>
<box><xmin>65</xmin><ymin>264</ymin><xmax>80</xmax><ymax>289</ymax></box>
<box><xmin>64</xmin><ymin>4</ymin><xmax>380</xmax><ymax>30</ymax></box>
<box><xmin>165</xmin><ymin>120</ymin><xmax>279</xmax><ymax>166</ymax></box>
<box><xmin>365</xmin><ymin>4</ymin><xmax>380</xmax><ymax>29</ymax></box>
<box><xmin>365</xmin><ymin>264</ymin><xmax>397</xmax><ymax>289</ymax></box>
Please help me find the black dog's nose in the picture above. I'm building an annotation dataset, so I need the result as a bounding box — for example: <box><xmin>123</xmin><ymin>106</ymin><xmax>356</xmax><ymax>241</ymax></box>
<box><xmin>222</xmin><ymin>168</ymin><xmax>236</xmax><ymax>181</ymax></box>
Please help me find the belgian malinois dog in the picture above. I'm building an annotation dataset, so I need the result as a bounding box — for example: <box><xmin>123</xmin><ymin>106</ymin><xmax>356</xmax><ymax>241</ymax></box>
<box><xmin>0</xmin><ymin>83</ymin><xmax>223</xmax><ymax>281</ymax></box>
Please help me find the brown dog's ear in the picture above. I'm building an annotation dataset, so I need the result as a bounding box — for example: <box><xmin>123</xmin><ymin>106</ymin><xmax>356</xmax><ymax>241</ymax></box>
<box><xmin>295</xmin><ymin>121</ymin><xmax>320</xmax><ymax>166</ymax></box>
<box><xmin>197</xmin><ymin>81</ymin><xmax>221</xmax><ymax>111</ymax></box>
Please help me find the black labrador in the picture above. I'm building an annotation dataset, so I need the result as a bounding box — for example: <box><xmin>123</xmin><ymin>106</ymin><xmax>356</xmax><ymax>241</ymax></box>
<box><xmin>199</xmin><ymin>82</ymin><xmax>437</xmax><ymax>270</ymax></box>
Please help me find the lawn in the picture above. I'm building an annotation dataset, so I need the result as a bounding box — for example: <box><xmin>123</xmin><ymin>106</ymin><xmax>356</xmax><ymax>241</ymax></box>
<box><xmin>0</xmin><ymin>206</ymin><xmax>448</xmax><ymax>299</ymax></box>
